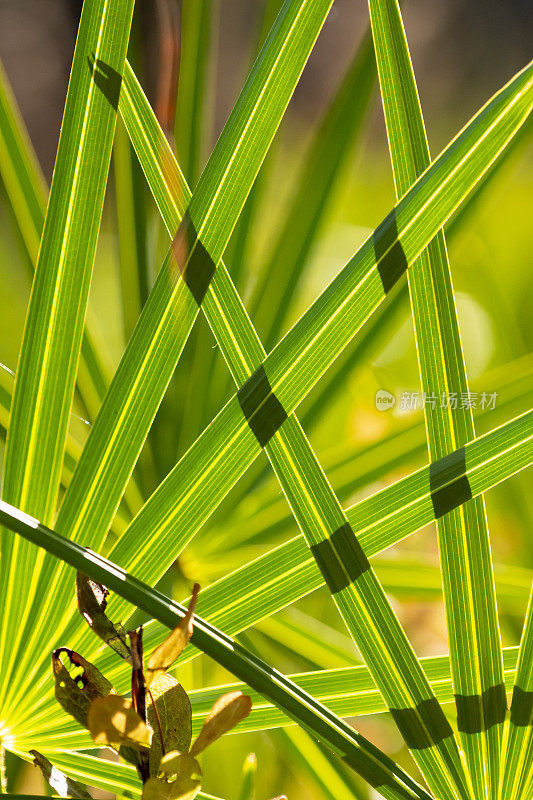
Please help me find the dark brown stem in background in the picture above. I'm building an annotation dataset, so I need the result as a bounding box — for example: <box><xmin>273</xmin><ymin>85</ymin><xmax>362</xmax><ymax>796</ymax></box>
<box><xmin>129</xmin><ymin>627</ymin><xmax>147</xmax><ymax>721</ymax></box>
<box><xmin>128</xmin><ymin>628</ymin><xmax>150</xmax><ymax>784</ymax></box>
<box><xmin>155</xmin><ymin>0</ymin><xmax>180</xmax><ymax>138</ymax></box>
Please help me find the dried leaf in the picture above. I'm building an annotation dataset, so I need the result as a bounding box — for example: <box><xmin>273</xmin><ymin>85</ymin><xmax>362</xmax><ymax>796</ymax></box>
<box><xmin>145</xmin><ymin>584</ymin><xmax>199</xmax><ymax>688</ymax></box>
<box><xmin>76</xmin><ymin>571</ymin><xmax>131</xmax><ymax>661</ymax></box>
<box><xmin>146</xmin><ymin>674</ymin><xmax>192</xmax><ymax>776</ymax></box>
<box><xmin>31</xmin><ymin>750</ymin><xmax>91</xmax><ymax>798</ymax></box>
<box><xmin>52</xmin><ymin>648</ymin><xmax>113</xmax><ymax>728</ymax></box>
<box><xmin>88</xmin><ymin>694</ymin><xmax>153</xmax><ymax>749</ymax></box>
<box><xmin>190</xmin><ymin>692</ymin><xmax>252</xmax><ymax>756</ymax></box>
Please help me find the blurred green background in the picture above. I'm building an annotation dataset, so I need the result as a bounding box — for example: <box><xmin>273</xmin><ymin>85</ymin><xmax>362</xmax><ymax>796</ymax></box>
<box><xmin>0</xmin><ymin>1</ymin><xmax>532</xmax><ymax>798</ymax></box>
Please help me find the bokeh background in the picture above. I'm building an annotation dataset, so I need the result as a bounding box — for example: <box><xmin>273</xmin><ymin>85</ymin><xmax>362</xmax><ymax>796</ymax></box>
<box><xmin>1</xmin><ymin>1</ymin><xmax>532</xmax><ymax>798</ymax></box>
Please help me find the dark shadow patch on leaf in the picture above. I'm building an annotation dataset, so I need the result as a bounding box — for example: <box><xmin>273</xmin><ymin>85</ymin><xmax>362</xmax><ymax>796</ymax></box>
<box><xmin>373</xmin><ymin>210</ymin><xmax>408</xmax><ymax>294</ymax></box>
<box><xmin>87</xmin><ymin>53</ymin><xmax>121</xmax><ymax>110</ymax></box>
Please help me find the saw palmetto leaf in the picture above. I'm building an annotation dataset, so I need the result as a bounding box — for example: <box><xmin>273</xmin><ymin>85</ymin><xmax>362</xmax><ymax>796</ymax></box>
<box><xmin>0</xmin><ymin>6</ymin><xmax>531</xmax><ymax>800</ymax></box>
<box><xmin>0</xmin><ymin>0</ymin><xmax>135</xmax><ymax>717</ymax></box>
<box><xmin>0</xmin><ymin>504</ymin><xmax>433</xmax><ymax>800</ymax></box>
<box><xmin>109</xmin><ymin>45</ymin><xmax>529</xmax><ymax>800</ymax></box>
<box><xmin>1</xmin><ymin>0</ymin><xmax>335</xmax><ymax>722</ymax></box>
<box><xmin>368</xmin><ymin>3</ymin><xmax>505</xmax><ymax>795</ymax></box>
<box><xmin>102</xmin><ymin>58</ymin><xmax>533</xmax><ymax>613</ymax></box>
<box><xmin>0</xmin><ymin>57</ymin><xmax>116</xmax><ymax>425</ymax></box>
<box><xmin>8</xmin><ymin>400</ymin><xmax>531</xmax><ymax>764</ymax></box>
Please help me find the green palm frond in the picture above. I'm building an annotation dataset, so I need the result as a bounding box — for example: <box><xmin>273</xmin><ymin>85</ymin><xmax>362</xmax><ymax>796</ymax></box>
<box><xmin>0</xmin><ymin>3</ymin><xmax>532</xmax><ymax>799</ymax></box>
<box><xmin>368</xmin><ymin>5</ymin><xmax>505</xmax><ymax>794</ymax></box>
<box><xmin>0</xmin><ymin>0</ymin><xmax>136</xmax><ymax>718</ymax></box>
<box><xmin>0</xmin><ymin>501</ymin><xmax>433</xmax><ymax>800</ymax></box>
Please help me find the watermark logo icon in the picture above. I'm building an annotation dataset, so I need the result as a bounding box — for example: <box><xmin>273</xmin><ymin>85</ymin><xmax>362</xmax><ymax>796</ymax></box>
<box><xmin>375</xmin><ymin>389</ymin><xmax>396</xmax><ymax>411</ymax></box>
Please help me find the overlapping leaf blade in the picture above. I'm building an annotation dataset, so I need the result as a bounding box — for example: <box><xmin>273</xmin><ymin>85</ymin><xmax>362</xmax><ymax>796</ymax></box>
<box><xmin>0</xmin><ymin>58</ymin><xmax>116</xmax><ymax>425</ymax></box>
<box><xmin>247</xmin><ymin>33</ymin><xmax>375</xmax><ymax>350</ymax></box>
<box><xmin>102</xmin><ymin>58</ymin><xmax>533</xmax><ymax>622</ymax></box>
<box><xmin>0</xmin><ymin>505</ymin><xmax>433</xmax><ymax>800</ymax></box>
<box><xmin>2</xmin><ymin>0</ymin><xmax>335</xmax><ymax>722</ymax></box>
<box><xmin>83</xmin><ymin>55</ymin><xmax>533</xmax><ymax>798</ymax></box>
<box><xmin>0</xmin><ymin>0</ymin><xmax>135</xmax><ymax>714</ymax></box>
<box><xmin>368</xmin><ymin>3</ymin><xmax>505</xmax><ymax>795</ymax></box>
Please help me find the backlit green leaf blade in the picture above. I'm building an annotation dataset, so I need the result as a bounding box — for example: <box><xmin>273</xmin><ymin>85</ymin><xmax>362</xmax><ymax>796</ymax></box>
<box><xmin>501</xmin><ymin>588</ymin><xmax>533</xmax><ymax>799</ymax></box>
<box><xmin>247</xmin><ymin>33</ymin><xmax>375</xmax><ymax>350</ymax></box>
<box><xmin>10</xmin><ymin>645</ymin><xmax>521</xmax><ymax>750</ymax></box>
<box><xmin>118</xmin><ymin>54</ymin><xmax>476</xmax><ymax>799</ymax></box>
<box><xmin>0</xmin><ymin>59</ymin><xmax>46</xmax><ymax>265</ymax></box>
<box><xmin>103</xmin><ymin>60</ymin><xmax>533</xmax><ymax>622</ymax></box>
<box><xmin>175</xmin><ymin>0</ymin><xmax>215</xmax><ymax>186</ymax></box>
<box><xmin>0</xmin><ymin>0</ymin><xmax>135</xmax><ymax>710</ymax></box>
<box><xmin>368</xmin><ymin>3</ymin><xmax>505</xmax><ymax>795</ymax></box>
<box><xmin>1</xmin><ymin>0</ymin><xmax>335</xmax><ymax>725</ymax></box>
<box><xmin>0</xmin><ymin>506</ymin><xmax>433</xmax><ymax>800</ymax></box>
<box><xmin>95</xmin><ymin>407</ymin><xmax>531</xmax><ymax>694</ymax></box>
<box><xmin>0</xmin><ymin>56</ymin><xmax>120</xmax><ymax>426</ymax></box>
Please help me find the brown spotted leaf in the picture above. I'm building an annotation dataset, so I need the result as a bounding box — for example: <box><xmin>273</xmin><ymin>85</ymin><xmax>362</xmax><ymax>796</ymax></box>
<box><xmin>30</xmin><ymin>751</ymin><xmax>92</xmax><ymax>798</ymax></box>
<box><xmin>88</xmin><ymin>694</ymin><xmax>153</xmax><ymax>749</ymax></box>
<box><xmin>190</xmin><ymin>692</ymin><xmax>252</xmax><ymax>756</ymax></box>
<box><xmin>52</xmin><ymin>648</ymin><xmax>113</xmax><ymax>728</ymax></box>
<box><xmin>146</xmin><ymin>674</ymin><xmax>192</xmax><ymax>776</ymax></box>
<box><xmin>145</xmin><ymin>584</ymin><xmax>199</xmax><ymax>689</ymax></box>
<box><xmin>76</xmin><ymin>572</ymin><xmax>131</xmax><ymax>661</ymax></box>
